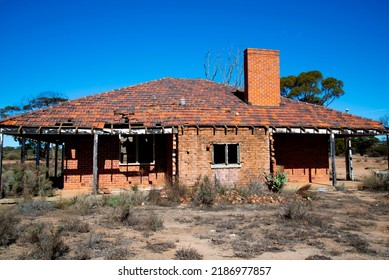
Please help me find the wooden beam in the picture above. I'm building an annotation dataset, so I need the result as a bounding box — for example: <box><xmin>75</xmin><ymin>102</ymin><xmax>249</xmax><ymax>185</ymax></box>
<box><xmin>330</xmin><ymin>133</ymin><xmax>337</xmax><ymax>187</ymax></box>
<box><xmin>54</xmin><ymin>143</ymin><xmax>59</xmax><ymax>177</ymax></box>
<box><xmin>345</xmin><ymin>137</ymin><xmax>354</xmax><ymax>181</ymax></box>
<box><xmin>0</xmin><ymin>132</ymin><xmax>3</xmax><ymax>197</ymax></box>
<box><xmin>92</xmin><ymin>133</ymin><xmax>99</xmax><ymax>194</ymax></box>
<box><xmin>20</xmin><ymin>138</ymin><xmax>26</xmax><ymax>163</ymax></box>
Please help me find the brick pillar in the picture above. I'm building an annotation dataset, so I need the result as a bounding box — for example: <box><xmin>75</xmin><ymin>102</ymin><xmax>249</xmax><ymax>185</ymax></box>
<box><xmin>244</xmin><ymin>48</ymin><xmax>280</xmax><ymax>106</ymax></box>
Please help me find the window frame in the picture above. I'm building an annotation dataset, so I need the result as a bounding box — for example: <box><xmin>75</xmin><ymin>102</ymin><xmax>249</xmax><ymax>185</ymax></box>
<box><xmin>211</xmin><ymin>142</ymin><xmax>241</xmax><ymax>169</ymax></box>
<box><xmin>119</xmin><ymin>134</ymin><xmax>155</xmax><ymax>165</ymax></box>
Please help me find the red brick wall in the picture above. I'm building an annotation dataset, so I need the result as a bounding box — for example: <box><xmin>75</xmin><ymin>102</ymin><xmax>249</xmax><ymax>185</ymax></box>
<box><xmin>244</xmin><ymin>48</ymin><xmax>280</xmax><ymax>106</ymax></box>
<box><xmin>273</xmin><ymin>134</ymin><xmax>330</xmax><ymax>183</ymax></box>
<box><xmin>177</xmin><ymin>127</ymin><xmax>270</xmax><ymax>186</ymax></box>
<box><xmin>63</xmin><ymin>135</ymin><xmax>172</xmax><ymax>190</ymax></box>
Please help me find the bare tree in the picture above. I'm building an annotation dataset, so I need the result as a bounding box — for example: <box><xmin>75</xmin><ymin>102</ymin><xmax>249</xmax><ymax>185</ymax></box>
<box><xmin>380</xmin><ymin>114</ymin><xmax>389</xmax><ymax>128</ymax></box>
<box><xmin>204</xmin><ymin>46</ymin><xmax>244</xmax><ymax>88</ymax></box>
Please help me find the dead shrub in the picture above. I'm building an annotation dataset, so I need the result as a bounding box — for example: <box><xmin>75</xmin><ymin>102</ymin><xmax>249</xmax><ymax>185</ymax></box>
<box><xmin>0</xmin><ymin>209</ymin><xmax>20</xmax><ymax>246</ymax></box>
<box><xmin>71</xmin><ymin>195</ymin><xmax>101</xmax><ymax>215</ymax></box>
<box><xmin>145</xmin><ymin>241</ymin><xmax>176</xmax><ymax>253</ymax></box>
<box><xmin>16</xmin><ymin>198</ymin><xmax>55</xmax><ymax>216</ymax></box>
<box><xmin>282</xmin><ymin>199</ymin><xmax>311</xmax><ymax>220</ymax></box>
<box><xmin>114</xmin><ymin>206</ymin><xmax>163</xmax><ymax>232</ymax></box>
<box><xmin>361</xmin><ymin>173</ymin><xmax>389</xmax><ymax>191</ymax></box>
<box><xmin>174</xmin><ymin>247</ymin><xmax>203</xmax><ymax>260</ymax></box>
<box><xmin>106</xmin><ymin>247</ymin><xmax>130</xmax><ymax>260</ymax></box>
<box><xmin>59</xmin><ymin>218</ymin><xmax>90</xmax><ymax>233</ymax></box>
<box><xmin>23</xmin><ymin>222</ymin><xmax>69</xmax><ymax>260</ymax></box>
<box><xmin>305</xmin><ymin>255</ymin><xmax>332</xmax><ymax>260</ymax></box>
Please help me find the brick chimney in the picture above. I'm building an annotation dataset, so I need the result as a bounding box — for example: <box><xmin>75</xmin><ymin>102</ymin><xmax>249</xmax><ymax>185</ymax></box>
<box><xmin>244</xmin><ymin>48</ymin><xmax>280</xmax><ymax>106</ymax></box>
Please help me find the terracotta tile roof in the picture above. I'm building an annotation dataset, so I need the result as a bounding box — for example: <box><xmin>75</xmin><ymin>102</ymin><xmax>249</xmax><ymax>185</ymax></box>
<box><xmin>0</xmin><ymin>78</ymin><xmax>385</xmax><ymax>132</ymax></box>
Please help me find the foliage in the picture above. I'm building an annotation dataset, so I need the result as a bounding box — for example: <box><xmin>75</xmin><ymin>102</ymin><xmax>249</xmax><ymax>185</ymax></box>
<box><xmin>0</xmin><ymin>209</ymin><xmax>20</xmax><ymax>246</ymax></box>
<box><xmin>280</xmin><ymin>70</ymin><xmax>345</xmax><ymax>106</ymax></box>
<box><xmin>352</xmin><ymin>137</ymin><xmax>379</xmax><ymax>156</ymax></box>
<box><xmin>0</xmin><ymin>91</ymin><xmax>67</xmax><ymax>119</ymax></box>
<box><xmin>1</xmin><ymin>163</ymin><xmax>53</xmax><ymax>198</ymax></box>
<box><xmin>264</xmin><ymin>172</ymin><xmax>288</xmax><ymax>192</ymax></box>
<box><xmin>367</xmin><ymin>141</ymin><xmax>387</xmax><ymax>157</ymax></box>
<box><xmin>192</xmin><ymin>175</ymin><xmax>220</xmax><ymax>207</ymax></box>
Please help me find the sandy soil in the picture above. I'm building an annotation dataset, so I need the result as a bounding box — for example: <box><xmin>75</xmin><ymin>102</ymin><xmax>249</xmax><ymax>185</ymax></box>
<box><xmin>0</xmin><ymin>156</ymin><xmax>388</xmax><ymax>260</ymax></box>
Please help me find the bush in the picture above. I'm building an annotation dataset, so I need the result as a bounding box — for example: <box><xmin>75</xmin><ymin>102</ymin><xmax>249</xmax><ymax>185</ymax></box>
<box><xmin>174</xmin><ymin>247</ymin><xmax>203</xmax><ymax>260</ymax></box>
<box><xmin>0</xmin><ymin>209</ymin><xmax>20</xmax><ymax>246</ymax></box>
<box><xmin>264</xmin><ymin>172</ymin><xmax>288</xmax><ymax>192</ymax></box>
<box><xmin>58</xmin><ymin>218</ymin><xmax>90</xmax><ymax>233</ymax></box>
<box><xmin>71</xmin><ymin>195</ymin><xmax>101</xmax><ymax>215</ymax></box>
<box><xmin>192</xmin><ymin>175</ymin><xmax>219</xmax><ymax>207</ymax></box>
<box><xmin>16</xmin><ymin>198</ymin><xmax>55</xmax><ymax>216</ymax></box>
<box><xmin>1</xmin><ymin>163</ymin><xmax>52</xmax><ymax>198</ymax></box>
<box><xmin>361</xmin><ymin>173</ymin><xmax>389</xmax><ymax>191</ymax></box>
<box><xmin>282</xmin><ymin>199</ymin><xmax>311</xmax><ymax>220</ymax></box>
<box><xmin>23</xmin><ymin>222</ymin><xmax>69</xmax><ymax>260</ymax></box>
<box><xmin>114</xmin><ymin>206</ymin><xmax>163</xmax><ymax>232</ymax></box>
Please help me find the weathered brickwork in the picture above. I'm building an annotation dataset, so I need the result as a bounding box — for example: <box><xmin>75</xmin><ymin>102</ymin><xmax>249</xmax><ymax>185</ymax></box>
<box><xmin>177</xmin><ymin>127</ymin><xmax>271</xmax><ymax>186</ymax></box>
<box><xmin>273</xmin><ymin>134</ymin><xmax>330</xmax><ymax>183</ymax></box>
<box><xmin>63</xmin><ymin>134</ymin><xmax>172</xmax><ymax>190</ymax></box>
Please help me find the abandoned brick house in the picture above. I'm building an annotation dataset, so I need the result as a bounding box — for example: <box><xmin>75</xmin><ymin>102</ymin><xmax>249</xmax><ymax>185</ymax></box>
<box><xmin>0</xmin><ymin>48</ymin><xmax>386</xmax><ymax>192</ymax></box>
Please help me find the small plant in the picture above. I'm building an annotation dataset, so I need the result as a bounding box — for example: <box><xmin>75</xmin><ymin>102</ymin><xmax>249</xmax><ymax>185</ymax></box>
<box><xmin>142</xmin><ymin>211</ymin><xmax>164</xmax><ymax>232</ymax></box>
<box><xmin>264</xmin><ymin>172</ymin><xmax>287</xmax><ymax>192</ymax></box>
<box><xmin>174</xmin><ymin>247</ymin><xmax>203</xmax><ymax>260</ymax></box>
<box><xmin>0</xmin><ymin>209</ymin><xmax>20</xmax><ymax>246</ymax></box>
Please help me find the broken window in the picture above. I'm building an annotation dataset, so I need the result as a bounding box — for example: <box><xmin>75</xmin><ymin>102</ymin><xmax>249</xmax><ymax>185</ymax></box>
<box><xmin>212</xmin><ymin>143</ymin><xmax>241</xmax><ymax>166</ymax></box>
<box><xmin>120</xmin><ymin>135</ymin><xmax>155</xmax><ymax>164</ymax></box>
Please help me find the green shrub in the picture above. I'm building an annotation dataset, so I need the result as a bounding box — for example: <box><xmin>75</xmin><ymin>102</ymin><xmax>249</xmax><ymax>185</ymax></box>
<box><xmin>192</xmin><ymin>175</ymin><xmax>218</xmax><ymax>207</ymax></box>
<box><xmin>264</xmin><ymin>172</ymin><xmax>288</xmax><ymax>192</ymax></box>
<box><xmin>1</xmin><ymin>163</ymin><xmax>52</xmax><ymax>198</ymax></box>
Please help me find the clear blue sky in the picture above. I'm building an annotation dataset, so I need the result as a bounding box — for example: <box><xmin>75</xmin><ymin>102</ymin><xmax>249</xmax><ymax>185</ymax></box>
<box><xmin>1</xmin><ymin>0</ymin><xmax>388</xmax><ymax>127</ymax></box>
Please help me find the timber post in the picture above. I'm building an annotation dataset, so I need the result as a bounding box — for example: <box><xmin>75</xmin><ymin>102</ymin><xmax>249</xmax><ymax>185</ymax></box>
<box><xmin>61</xmin><ymin>143</ymin><xmax>65</xmax><ymax>176</ymax></box>
<box><xmin>330</xmin><ymin>133</ymin><xmax>337</xmax><ymax>187</ymax></box>
<box><xmin>54</xmin><ymin>142</ymin><xmax>59</xmax><ymax>177</ymax></box>
<box><xmin>21</xmin><ymin>138</ymin><xmax>26</xmax><ymax>163</ymax></box>
<box><xmin>35</xmin><ymin>140</ymin><xmax>41</xmax><ymax>167</ymax></box>
<box><xmin>345</xmin><ymin>137</ymin><xmax>354</xmax><ymax>181</ymax></box>
<box><xmin>92</xmin><ymin>133</ymin><xmax>99</xmax><ymax>194</ymax></box>
<box><xmin>0</xmin><ymin>132</ymin><xmax>3</xmax><ymax>197</ymax></box>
